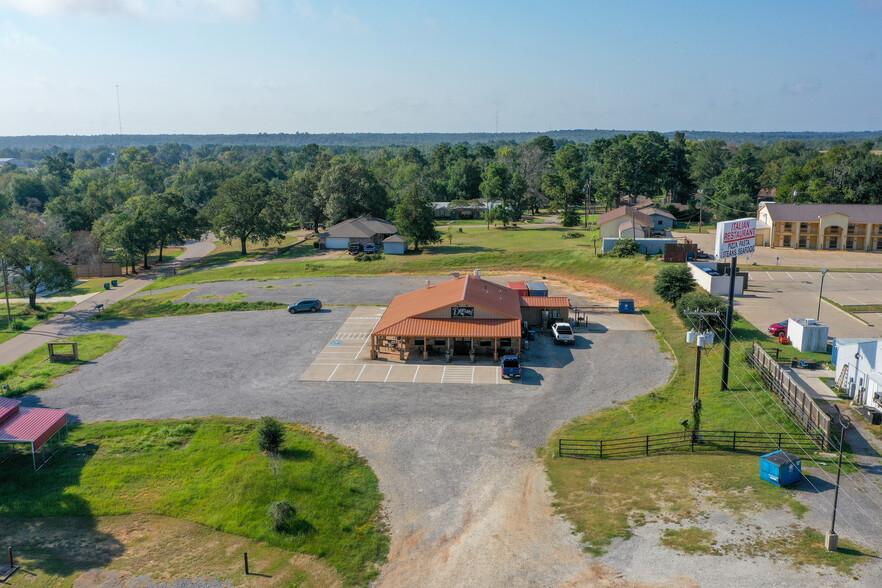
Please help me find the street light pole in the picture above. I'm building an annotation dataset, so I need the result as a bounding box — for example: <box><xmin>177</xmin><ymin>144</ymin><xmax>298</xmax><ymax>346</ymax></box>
<box><xmin>817</xmin><ymin>268</ymin><xmax>829</xmax><ymax>321</ymax></box>
<box><xmin>826</xmin><ymin>406</ymin><xmax>851</xmax><ymax>552</ymax></box>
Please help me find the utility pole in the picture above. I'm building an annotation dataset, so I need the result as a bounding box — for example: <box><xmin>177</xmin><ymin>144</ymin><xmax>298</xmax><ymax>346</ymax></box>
<box><xmin>584</xmin><ymin>179</ymin><xmax>591</xmax><ymax>229</ymax></box>
<box><xmin>826</xmin><ymin>406</ymin><xmax>851</xmax><ymax>552</ymax></box>
<box><xmin>685</xmin><ymin>310</ymin><xmax>719</xmax><ymax>432</ymax></box>
<box><xmin>1</xmin><ymin>253</ymin><xmax>11</xmax><ymax>328</ymax></box>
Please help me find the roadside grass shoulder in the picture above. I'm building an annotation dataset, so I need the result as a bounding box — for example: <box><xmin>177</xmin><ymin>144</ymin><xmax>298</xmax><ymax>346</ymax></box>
<box><xmin>53</xmin><ymin>278</ymin><xmax>126</xmax><ymax>297</ymax></box>
<box><xmin>756</xmin><ymin>528</ymin><xmax>876</xmax><ymax>576</ymax></box>
<box><xmin>0</xmin><ymin>302</ymin><xmax>76</xmax><ymax>344</ymax></box>
<box><xmin>0</xmin><ymin>417</ymin><xmax>388</xmax><ymax>585</ymax></box>
<box><xmin>93</xmin><ymin>288</ymin><xmax>285</xmax><ymax>321</ymax></box>
<box><xmin>187</xmin><ymin>233</ymin><xmax>306</xmax><ymax>270</ymax></box>
<box><xmin>0</xmin><ymin>334</ymin><xmax>125</xmax><ymax>397</ymax></box>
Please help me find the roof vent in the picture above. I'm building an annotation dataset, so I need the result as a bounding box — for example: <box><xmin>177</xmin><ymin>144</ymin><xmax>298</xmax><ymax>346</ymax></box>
<box><xmin>474</xmin><ymin>269</ymin><xmax>482</xmax><ymax>279</ymax></box>
<box><xmin>451</xmin><ymin>272</ymin><xmax>460</xmax><ymax>278</ymax></box>
<box><xmin>426</xmin><ymin>279</ymin><xmax>431</xmax><ymax>288</ymax></box>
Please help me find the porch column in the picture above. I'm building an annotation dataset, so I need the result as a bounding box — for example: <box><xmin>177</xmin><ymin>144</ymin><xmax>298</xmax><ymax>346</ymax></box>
<box><xmin>370</xmin><ymin>336</ymin><xmax>377</xmax><ymax>360</ymax></box>
<box><xmin>423</xmin><ymin>339</ymin><xmax>428</xmax><ymax>361</ymax></box>
<box><xmin>494</xmin><ymin>338</ymin><xmax>498</xmax><ymax>362</ymax></box>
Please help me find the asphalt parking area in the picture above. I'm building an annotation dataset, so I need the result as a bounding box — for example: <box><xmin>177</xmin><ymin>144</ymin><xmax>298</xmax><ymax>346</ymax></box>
<box><xmin>737</xmin><ymin>270</ymin><xmax>882</xmax><ymax>338</ymax></box>
<box><xmin>300</xmin><ymin>306</ymin><xmax>511</xmax><ymax>385</ymax></box>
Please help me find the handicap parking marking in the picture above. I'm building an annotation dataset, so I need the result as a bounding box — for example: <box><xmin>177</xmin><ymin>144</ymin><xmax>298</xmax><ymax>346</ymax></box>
<box><xmin>330</xmin><ymin>341</ymin><xmax>343</xmax><ymax>345</ymax></box>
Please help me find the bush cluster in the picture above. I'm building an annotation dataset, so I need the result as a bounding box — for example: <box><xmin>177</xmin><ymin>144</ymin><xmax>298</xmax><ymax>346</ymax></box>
<box><xmin>257</xmin><ymin>416</ymin><xmax>286</xmax><ymax>454</ymax></box>
<box><xmin>267</xmin><ymin>500</ymin><xmax>298</xmax><ymax>533</ymax></box>
<box><xmin>605</xmin><ymin>237</ymin><xmax>639</xmax><ymax>257</ymax></box>
<box><xmin>10</xmin><ymin>319</ymin><xmax>26</xmax><ymax>331</ymax></box>
<box><xmin>354</xmin><ymin>253</ymin><xmax>384</xmax><ymax>262</ymax></box>
<box><xmin>560</xmin><ymin>231</ymin><xmax>584</xmax><ymax>239</ymax></box>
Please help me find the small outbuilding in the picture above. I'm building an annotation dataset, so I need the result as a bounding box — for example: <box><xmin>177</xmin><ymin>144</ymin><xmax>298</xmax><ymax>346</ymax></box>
<box><xmin>520</xmin><ymin>296</ymin><xmax>570</xmax><ymax>328</ymax></box>
<box><xmin>0</xmin><ymin>397</ymin><xmax>68</xmax><ymax>471</ymax></box>
<box><xmin>788</xmin><ymin>318</ymin><xmax>829</xmax><ymax>353</ymax></box>
<box><xmin>383</xmin><ymin>234</ymin><xmax>408</xmax><ymax>255</ymax></box>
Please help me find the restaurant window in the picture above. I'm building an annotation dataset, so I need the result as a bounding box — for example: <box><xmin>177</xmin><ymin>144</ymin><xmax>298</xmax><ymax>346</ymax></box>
<box><xmin>434</xmin><ymin>339</ymin><xmax>446</xmax><ymax>346</ymax></box>
<box><xmin>500</xmin><ymin>338</ymin><xmax>512</xmax><ymax>347</ymax></box>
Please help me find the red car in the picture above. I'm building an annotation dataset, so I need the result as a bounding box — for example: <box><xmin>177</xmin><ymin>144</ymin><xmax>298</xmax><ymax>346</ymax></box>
<box><xmin>768</xmin><ymin>320</ymin><xmax>788</xmax><ymax>337</ymax></box>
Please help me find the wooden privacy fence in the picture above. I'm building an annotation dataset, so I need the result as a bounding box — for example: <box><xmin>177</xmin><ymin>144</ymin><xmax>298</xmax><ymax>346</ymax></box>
<box><xmin>559</xmin><ymin>429</ymin><xmax>825</xmax><ymax>459</ymax></box>
<box><xmin>73</xmin><ymin>262</ymin><xmax>122</xmax><ymax>278</ymax></box>
<box><xmin>747</xmin><ymin>342</ymin><xmax>832</xmax><ymax>447</ymax></box>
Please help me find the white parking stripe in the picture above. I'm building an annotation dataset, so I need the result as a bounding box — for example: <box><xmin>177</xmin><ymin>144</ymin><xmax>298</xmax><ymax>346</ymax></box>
<box><xmin>804</xmin><ymin>272</ymin><xmax>814</xmax><ymax>279</ymax></box>
<box><xmin>412</xmin><ymin>366</ymin><xmax>420</xmax><ymax>383</ymax></box>
<box><xmin>384</xmin><ymin>365</ymin><xmax>393</xmax><ymax>382</ymax></box>
<box><xmin>785</xmin><ymin>272</ymin><xmax>794</xmax><ymax>280</ymax></box>
<box><xmin>867</xmin><ymin>273</ymin><xmax>880</xmax><ymax>280</ymax></box>
<box><xmin>327</xmin><ymin>364</ymin><xmax>341</xmax><ymax>382</ymax></box>
<box><xmin>847</xmin><ymin>273</ymin><xmax>858</xmax><ymax>280</ymax></box>
<box><xmin>355</xmin><ymin>364</ymin><xmax>367</xmax><ymax>382</ymax></box>
<box><xmin>766</xmin><ymin>272</ymin><xmax>773</xmax><ymax>280</ymax></box>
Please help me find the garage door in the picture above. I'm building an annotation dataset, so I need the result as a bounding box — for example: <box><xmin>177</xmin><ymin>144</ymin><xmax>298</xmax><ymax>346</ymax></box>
<box><xmin>326</xmin><ymin>237</ymin><xmax>349</xmax><ymax>249</ymax></box>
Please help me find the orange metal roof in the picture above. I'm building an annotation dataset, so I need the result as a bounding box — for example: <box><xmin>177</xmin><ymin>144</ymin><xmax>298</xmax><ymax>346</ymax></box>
<box><xmin>520</xmin><ymin>296</ymin><xmax>570</xmax><ymax>308</ymax></box>
<box><xmin>373</xmin><ymin>317</ymin><xmax>521</xmax><ymax>338</ymax></box>
<box><xmin>373</xmin><ymin>275</ymin><xmax>522</xmax><ymax>337</ymax></box>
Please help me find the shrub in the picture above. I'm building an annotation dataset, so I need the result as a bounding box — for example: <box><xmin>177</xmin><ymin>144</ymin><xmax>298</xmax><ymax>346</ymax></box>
<box><xmin>256</xmin><ymin>417</ymin><xmax>286</xmax><ymax>454</ymax></box>
<box><xmin>0</xmin><ymin>365</ymin><xmax>11</xmax><ymax>381</ymax></box>
<box><xmin>303</xmin><ymin>263</ymin><xmax>323</xmax><ymax>272</ymax></box>
<box><xmin>560</xmin><ymin>209</ymin><xmax>581</xmax><ymax>227</ymax></box>
<box><xmin>654</xmin><ymin>264</ymin><xmax>697</xmax><ymax>304</ymax></box>
<box><xmin>606</xmin><ymin>237</ymin><xmax>639</xmax><ymax>257</ymax></box>
<box><xmin>675</xmin><ymin>290</ymin><xmax>730</xmax><ymax>334</ymax></box>
<box><xmin>267</xmin><ymin>500</ymin><xmax>298</xmax><ymax>533</ymax></box>
<box><xmin>560</xmin><ymin>231</ymin><xmax>584</xmax><ymax>239</ymax></box>
<box><xmin>10</xmin><ymin>319</ymin><xmax>26</xmax><ymax>331</ymax></box>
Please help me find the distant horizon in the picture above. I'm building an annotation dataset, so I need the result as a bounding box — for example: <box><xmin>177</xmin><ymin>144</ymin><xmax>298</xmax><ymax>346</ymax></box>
<box><xmin>1</xmin><ymin>1</ymin><xmax>880</xmax><ymax>136</ymax></box>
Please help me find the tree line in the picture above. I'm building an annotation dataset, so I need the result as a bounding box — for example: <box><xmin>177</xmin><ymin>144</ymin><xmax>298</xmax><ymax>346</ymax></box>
<box><xmin>2</xmin><ymin>135</ymin><xmax>882</xmax><ymax>307</ymax></box>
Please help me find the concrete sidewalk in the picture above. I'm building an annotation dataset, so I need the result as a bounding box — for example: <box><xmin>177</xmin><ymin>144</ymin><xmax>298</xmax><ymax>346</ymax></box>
<box><xmin>0</xmin><ymin>237</ymin><xmax>215</xmax><ymax>366</ymax></box>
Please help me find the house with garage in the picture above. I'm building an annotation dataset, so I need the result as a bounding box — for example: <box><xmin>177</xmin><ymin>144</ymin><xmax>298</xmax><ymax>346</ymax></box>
<box><xmin>636</xmin><ymin>204</ymin><xmax>677</xmax><ymax>233</ymax></box>
<box><xmin>322</xmin><ymin>215</ymin><xmax>399</xmax><ymax>250</ymax></box>
<box><xmin>370</xmin><ymin>271</ymin><xmax>570</xmax><ymax>362</ymax></box>
<box><xmin>382</xmin><ymin>234</ymin><xmax>408</xmax><ymax>255</ymax></box>
<box><xmin>598</xmin><ymin>206</ymin><xmax>653</xmax><ymax>239</ymax></box>
<box><xmin>757</xmin><ymin>203</ymin><xmax>882</xmax><ymax>251</ymax></box>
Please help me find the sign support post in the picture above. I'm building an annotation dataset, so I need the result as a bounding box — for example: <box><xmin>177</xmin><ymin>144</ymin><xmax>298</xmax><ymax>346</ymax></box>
<box><xmin>714</xmin><ymin>218</ymin><xmax>757</xmax><ymax>392</ymax></box>
<box><xmin>721</xmin><ymin>256</ymin><xmax>737</xmax><ymax>390</ymax></box>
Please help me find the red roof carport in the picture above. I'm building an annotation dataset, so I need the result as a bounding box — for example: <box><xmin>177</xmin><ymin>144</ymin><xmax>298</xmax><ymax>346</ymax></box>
<box><xmin>0</xmin><ymin>397</ymin><xmax>68</xmax><ymax>471</ymax></box>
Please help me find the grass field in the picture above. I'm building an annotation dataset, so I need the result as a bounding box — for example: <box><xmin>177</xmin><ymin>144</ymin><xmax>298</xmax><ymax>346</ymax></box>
<box><xmin>0</xmin><ymin>417</ymin><xmax>388</xmax><ymax>585</ymax></box>
<box><xmin>52</xmin><ymin>278</ymin><xmax>127</xmax><ymax>297</ymax></box>
<box><xmin>0</xmin><ymin>302</ymin><xmax>76</xmax><ymax>345</ymax></box>
<box><xmin>93</xmin><ymin>288</ymin><xmax>287</xmax><ymax>321</ymax></box>
<box><xmin>0</xmin><ymin>334</ymin><xmax>125</xmax><ymax>397</ymax></box>
<box><xmin>187</xmin><ymin>232</ymin><xmax>307</xmax><ymax>270</ymax></box>
<box><xmin>147</xmin><ymin>246</ymin><xmax>185</xmax><ymax>266</ymax></box>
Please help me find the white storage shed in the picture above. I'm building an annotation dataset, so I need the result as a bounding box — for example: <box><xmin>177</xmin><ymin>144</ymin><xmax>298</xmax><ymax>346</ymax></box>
<box><xmin>788</xmin><ymin>318</ymin><xmax>829</xmax><ymax>353</ymax></box>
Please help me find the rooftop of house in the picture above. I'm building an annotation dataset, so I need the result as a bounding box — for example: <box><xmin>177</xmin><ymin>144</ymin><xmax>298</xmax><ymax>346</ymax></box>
<box><xmin>597</xmin><ymin>206</ymin><xmax>653</xmax><ymax>226</ymax></box>
<box><xmin>327</xmin><ymin>215</ymin><xmax>398</xmax><ymax>239</ymax></box>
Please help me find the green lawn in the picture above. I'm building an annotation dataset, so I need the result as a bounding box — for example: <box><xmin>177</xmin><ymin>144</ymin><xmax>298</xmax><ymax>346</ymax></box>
<box><xmin>52</xmin><ymin>278</ymin><xmax>127</xmax><ymax>297</ymax></box>
<box><xmin>0</xmin><ymin>302</ymin><xmax>76</xmax><ymax>345</ymax></box>
<box><xmin>0</xmin><ymin>417</ymin><xmax>388</xmax><ymax>585</ymax></box>
<box><xmin>92</xmin><ymin>288</ymin><xmax>287</xmax><ymax>321</ymax></box>
<box><xmin>186</xmin><ymin>232</ymin><xmax>306</xmax><ymax>270</ymax></box>
<box><xmin>0</xmin><ymin>334</ymin><xmax>125</xmax><ymax>397</ymax></box>
<box><xmin>147</xmin><ymin>246</ymin><xmax>185</xmax><ymax>266</ymax></box>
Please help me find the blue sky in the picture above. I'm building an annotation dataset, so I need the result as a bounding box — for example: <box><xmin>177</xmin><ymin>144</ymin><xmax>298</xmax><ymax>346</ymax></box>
<box><xmin>0</xmin><ymin>0</ymin><xmax>880</xmax><ymax>135</ymax></box>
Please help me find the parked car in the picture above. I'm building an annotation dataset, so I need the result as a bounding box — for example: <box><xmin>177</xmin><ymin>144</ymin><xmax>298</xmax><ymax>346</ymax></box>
<box><xmin>696</xmin><ymin>250</ymin><xmax>710</xmax><ymax>259</ymax></box>
<box><xmin>500</xmin><ymin>355</ymin><xmax>521</xmax><ymax>379</ymax></box>
<box><xmin>288</xmin><ymin>299</ymin><xmax>322</xmax><ymax>313</ymax></box>
<box><xmin>552</xmin><ymin>322</ymin><xmax>575</xmax><ymax>345</ymax></box>
<box><xmin>348</xmin><ymin>243</ymin><xmax>363</xmax><ymax>255</ymax></box>
<box><xmin>362</xmin><ymin>243</ymin><xmax>378</xmax><ymax>254</ymax></box>
<box><xmin>768</xmin><ymin>320</ymin><xmax>788</xmax><ymax>336</ymax></box>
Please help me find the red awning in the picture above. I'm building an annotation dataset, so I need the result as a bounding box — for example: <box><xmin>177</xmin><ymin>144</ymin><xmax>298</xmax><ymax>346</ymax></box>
<box><xmin>0</xmin><ymin>397</ymin><xmax>67</xmax><ymax>451</ymax></box>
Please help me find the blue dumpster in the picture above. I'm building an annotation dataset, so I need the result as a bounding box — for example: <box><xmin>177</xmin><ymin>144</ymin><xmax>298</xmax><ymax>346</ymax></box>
<box><xmin>527</xmin><ymin>330</ymin><xmax>536</xmax><ymax>341</ymax></box>
<box><xmin>526</xmin><ymin>282</ymin><xmax>548</xmax><ymax>297</ymax></box>
<box><xmin>618</xmin><ymin>299</ymin><xmax>634</xmax><ymax>313</ymax></box>
<box><xmin>760</xmin><ymin>450</ymin><xmax>802</xmax><ymax>487</ymax></box>
<box><xmin>111</xmin><ymin>280</ymin><xmax>118</xmax><ymax>287</ymax></box>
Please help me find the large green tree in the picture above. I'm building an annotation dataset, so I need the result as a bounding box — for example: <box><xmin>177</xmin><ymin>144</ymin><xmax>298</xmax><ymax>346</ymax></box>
<box><xmin>708</xmin><ymin>168</ymin><xmax>760</xmax><ymax>221</ymax></box>
<box><xmin>284</xmin><ymin>170</ymin><xmax>326</xmax><ymax>232</ymax></box>
<box><xmin>479</xmin><ymin>162</ymin><xmax>514</xmax><ymax>227</ymax></box>
<box><xmin>203</xmin><ymin>172</ymin><xmax>287</xmax><ymax>255</ymax></box>
<box><xmin>3</xmin><ymin>236</ymin><xmax>75</xmax><ymax>309</ymax></box>
<box><xmin>542</xmin><ymin>144</ymin><xmax>584</xmax><ymax>226</ymax></box>
<box><xmin>394</xmin><ymin>184</ymin><xmax>441</xmax><ymax>251</ymax></box>
<box><xmin>319</xmin><ymin>161</ymin><xmax>389</xmax><ymax>225</ymax></box>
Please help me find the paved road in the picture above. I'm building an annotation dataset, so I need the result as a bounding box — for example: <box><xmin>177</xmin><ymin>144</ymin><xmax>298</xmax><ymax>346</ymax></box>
<box><xmin>0</xmin><ymin>237</ymin><xmax>216</xmax><ymax>366</ymax></box>
<box><xmin>737</xmin><ymin>270</ymin><xmax>882</xmax><ymax>339</ymax></box>
<box><xmin>25</xmin><ymin>282</ymin><xmax>673</xmax><ymax>587</ymax></box>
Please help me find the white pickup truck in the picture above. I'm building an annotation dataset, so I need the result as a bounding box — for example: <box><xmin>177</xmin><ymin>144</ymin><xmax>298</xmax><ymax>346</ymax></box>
<box><xmin>552</xmin><ymin>322</ymin><xmax>575</xmax><ymax>345</ymax></box>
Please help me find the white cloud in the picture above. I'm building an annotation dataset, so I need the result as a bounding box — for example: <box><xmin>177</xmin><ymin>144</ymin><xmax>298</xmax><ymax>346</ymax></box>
<box><xmin>0</xmin><ymin>23</ymin><xmax>55</xmax><ymax>53</ymax></box>
<box><xmin>0</xmin><ymin>0</ymin><xmax>262</xmax><ymax>20</ymax></box>
<box><xmin>781</xmin><ymin>79</ymin><xmax>821</xmax><ymax>95</ymax></box>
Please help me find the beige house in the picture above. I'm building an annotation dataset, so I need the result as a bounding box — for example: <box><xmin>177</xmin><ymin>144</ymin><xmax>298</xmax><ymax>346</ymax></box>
<box><xmin>757</xmin><ymin>203</ymin><xmax>882</xmax><ymax>251</ymax></box>
<box><xmin>598</xmin><ymin>206</ymin><xmax>653</xmax><ymax>239</ymax></box>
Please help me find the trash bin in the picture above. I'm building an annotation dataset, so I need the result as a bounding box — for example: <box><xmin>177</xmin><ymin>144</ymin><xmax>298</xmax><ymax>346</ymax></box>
<box><xmin>791</xmin><ymin>358</ymin><xmax>798</xmax><ymax>368</ymax></box>
<box><xmin>528</xmin><ymin>330</ymin><xmax>536</xmax><ymax>341</ymax></box>
<box><xmin>111</xmin><ymin>280</ymin><xmax>118</xmax><ymax>287</ymax></box>
<box><xmin>104</xmin><ymin>283</ymin><xmax>111</xmax><ymax>290</ymax></box>
<box><xmin>618</xmin><ymin>299</ymin><xmax>634</xmax><ymax>313</ymax></box>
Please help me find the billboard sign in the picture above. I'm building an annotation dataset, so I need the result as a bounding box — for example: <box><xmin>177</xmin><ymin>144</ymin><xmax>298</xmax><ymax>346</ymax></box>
<box><xmin>714</xmin><ymin>218</ymin><xmax>756</xmax><ymax>259</ymax></box>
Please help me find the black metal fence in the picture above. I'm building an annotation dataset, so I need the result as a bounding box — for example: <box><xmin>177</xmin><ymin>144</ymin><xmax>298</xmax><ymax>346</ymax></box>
<box><xmin>558</xmin><ymin>429</ymin><xmax>825</xmax><ymax>459</ymax></box>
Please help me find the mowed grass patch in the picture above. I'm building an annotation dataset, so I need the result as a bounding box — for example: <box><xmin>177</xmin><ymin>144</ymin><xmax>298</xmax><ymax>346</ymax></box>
<box><xmin>0</xmin><ymin>417</ymin><xmax>388</xmax><ymax>585</ymax></box>
<box><xmin>0</xmin><ymin>513</ymin><xmax>342</xmax><ymax>587</ymax></box>
<box><xmin>660</xmin><ymin>526</ymin><xmax>717</xmax><ymax>555</ymax></box>
<box><xmin>547</xmin><ymin>453</ymin><xmax>808</xmax><ymax>556</ymax></box>
<box><xmin>93</xmin><ymin>288</ymin><xmax>286</xmax><ymax>321</ymax></box>
<box><xmin>756</xmin><ymin>528</ymin><xmax>876</xmax><ymax>576</ymax></box>
<box><xmin>0</xmin><ymin>334</ymin><xmax>125</xmax><ymax>398</ymax></box>
<box><xmin>187</xmin><ymin>232</ymin><xmax>306</xmax><ymax>270</ymax></box>
<box><xmin>52</xmin><ymin>278</ymin><xmax>126</xmax><ymax>297</ymax></box>
<box><xmin>0</xmin><ymin>302</ymin><xmax>76</xmax><ymax>344</ymax></box>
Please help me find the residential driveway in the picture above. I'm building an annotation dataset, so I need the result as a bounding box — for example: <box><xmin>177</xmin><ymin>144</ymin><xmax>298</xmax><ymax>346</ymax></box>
<box><xmin>24</xmin><ymin>291</ymin><xmax>674</xmax><ymax>586</ymax></box>
<box><xmin>673</xmin><ymin>230</ymin><xmax>882</xmax><ymax>268</ymax></box>
<box><xmin>737</xmin><ymin>271</ymin><xmax>882</xmax><ymax>339</ymax></box>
